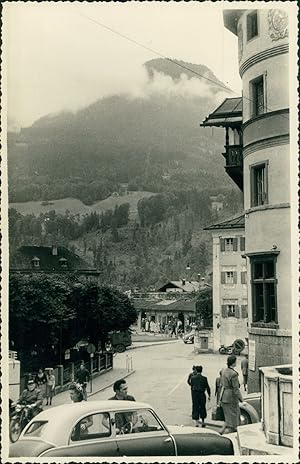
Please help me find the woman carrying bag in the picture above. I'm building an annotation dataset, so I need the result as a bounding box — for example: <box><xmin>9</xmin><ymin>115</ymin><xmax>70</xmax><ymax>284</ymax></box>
<box><xmin>219</xmin><ymin>355</ymin><xmax>243</xmax><ymax>434</ymax></box>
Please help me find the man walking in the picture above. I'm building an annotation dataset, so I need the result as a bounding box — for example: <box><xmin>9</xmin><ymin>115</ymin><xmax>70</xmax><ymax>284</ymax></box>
<box><xmin>190</xmin><ymin>366</ymin><xmax>211</xmax><ymax>427</ymax></box>
<box><xmin>75</xmin><ymin>361</ymin><xmax>90</xmax><ymax>401</ymax></box>
<box><xmin>109</xmin><ymin>379</ymin><xmax>135</xmax><ymax>401</ymax></box>
<box><xmin>241</xmin><ymin>354</ymin><xmax>249</xmax><ymax>391</ymax></box>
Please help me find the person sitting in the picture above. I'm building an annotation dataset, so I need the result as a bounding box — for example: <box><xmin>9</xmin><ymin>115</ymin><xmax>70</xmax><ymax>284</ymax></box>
<box><xmin>18</xmin><ymin>379</ymin><xmax>43</xmax><ymax>417</ymax></box>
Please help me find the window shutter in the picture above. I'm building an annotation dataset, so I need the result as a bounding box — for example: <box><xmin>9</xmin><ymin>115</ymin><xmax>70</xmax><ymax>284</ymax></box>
<box><xmin>241</xmin><ymin>305</ymin><xmax>248</xmax><ymax>318</ymax></box>
<box><xmin>240</xmin><ymin>236</ymin><xmax>245</xmax><ymax>251</ymax></box>
<box><xmin>233</xmin><ymin>238</ymin><xmax>238</xmax><ymax>251</ymax></box>
<box><xmin>241</xmin><ymin>271</ymin><xmax>246</xmax><ymax>284</ymax></box>
<box><xmin>221</xmin><ymin>305</ymin><xmax>227</xmax><ymax>318</ymax></box>
<box><xmin>235</xmin><ymin>305</ymin><xmax>240</xmax><ymax>318</ymax></box>
<box><xmin>220</xmin><ymin>239</ymin><xmax>225</xmax><ymax>252</ymax></box>
<box><xmin>233</xmin><ymin>272</ymin><xmax>237</xmax><ymax>284</ymax></box>
<box><xmin>221</xmin><ymin>272</ymin><xmax>226</xmax><ymax>284</ymax></box>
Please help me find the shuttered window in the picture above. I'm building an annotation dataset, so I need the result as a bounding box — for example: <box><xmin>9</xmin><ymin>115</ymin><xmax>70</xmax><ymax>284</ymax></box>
<box><xmin>233</xmin><ymin>238</ymin><xmax>238</xmax><ymax>251</ymax></box>
<box><xmin>241</xmin><ymin>271</ymin><xmax>247</xmax><ymax>284</ymax></box>
<box><xmin>240</xmin><ymin>237</ymin><xmax>245</xmax><ymax>251</ymax></box>
<box><xmin>220</xmin><ymin>238</ymin><xmax>225</xmax><ymax>252</ymax></box>
<box><xmin>241</xmin><ymin>305</ymin><xmax>248</xmax><ymax>318</ymax></box>
<box><xmin>221</xmin><ymin>272</ymin><xmax>226</xmax><ymax>284</ymax></box>
<box><xmin>221</xmin><ymin>305</ymin><xmax>227</xmax><ymax>318</ymax></box>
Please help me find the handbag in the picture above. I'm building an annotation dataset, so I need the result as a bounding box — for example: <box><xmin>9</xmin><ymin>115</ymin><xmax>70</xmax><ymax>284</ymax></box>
<box><xmin>212</xmin><ymin>404</ymin><xmax>225</xmax><ymax>421</ymax></box>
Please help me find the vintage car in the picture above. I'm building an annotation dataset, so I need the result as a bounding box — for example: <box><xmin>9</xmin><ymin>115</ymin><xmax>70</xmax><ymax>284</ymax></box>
<box><xmin>10</xmin><ymin>400</ymin><xmax>238</xmax><ymax>457</ymax></box>
<box><xmin>239</xmin><ymin>392</ymin><xmax>261</xmax><ymax>425</ymax></box>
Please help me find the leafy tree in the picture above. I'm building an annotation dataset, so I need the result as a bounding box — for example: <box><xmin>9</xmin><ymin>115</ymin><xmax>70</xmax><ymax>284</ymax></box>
<box><xmin>195</xmin><ymin>288</ymin><xmax>213</xmax><ymax>328</ymax></box>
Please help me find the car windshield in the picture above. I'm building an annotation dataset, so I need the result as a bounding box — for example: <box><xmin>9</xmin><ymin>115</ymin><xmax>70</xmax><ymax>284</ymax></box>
<box><xmin>24</xmin><ymin>421</ymin><xmax>48</xmax><ymax>437</ymax></box>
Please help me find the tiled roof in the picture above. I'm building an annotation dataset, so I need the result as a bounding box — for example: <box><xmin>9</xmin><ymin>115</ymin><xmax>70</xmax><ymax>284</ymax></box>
<box><xmin>133</xmin><ymin>298</ymin><xmax>197</xmax><ymax>313</ymax></box>
<box><xmin>204</xmin><ymin>214</ymin><xmax>245</xmax><ymax>230</ymax></box>
<box><xmin>201</xmin><ymin>97</ymin><xmax>242</xmax><ymax>127</ymax></box>
<box><xmin>157</xmin><ymin>280</ymin><xmax>201</xmax><ymax>293</ymax></box>
<box><xmin>10</xmin><ymin>245</ymin><xmax>98</xmax><ymax>272</ymax></box>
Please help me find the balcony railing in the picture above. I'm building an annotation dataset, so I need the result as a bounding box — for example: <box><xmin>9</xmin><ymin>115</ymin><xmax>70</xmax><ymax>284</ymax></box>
<box><xmin>223</xmin><ymin>145</ymin><xmax>243</xmax><ymax>167</ymax></box>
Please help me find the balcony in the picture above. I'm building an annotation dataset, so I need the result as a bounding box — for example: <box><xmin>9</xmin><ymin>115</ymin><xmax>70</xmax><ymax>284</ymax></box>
<box><xmin>222</xmin><ymin>145</ymin><xmax>243</xmax><ymax>190</ymax></box>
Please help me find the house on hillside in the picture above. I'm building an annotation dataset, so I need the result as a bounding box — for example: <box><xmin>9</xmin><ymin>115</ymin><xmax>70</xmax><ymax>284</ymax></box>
<box><xmin>10</xmin><ymin>245</ymin><xmax>100</xmax><ymax>279</ymax></box>
<box><xmin>157</xmin><ymin>279</ymin><xmax>210</xmax><ymax>293</ymax></box>
<box><xmin>201</xmin><ymin>8</ymin><xmax>292</xmax><ymax>393</ymax></box>
<box><xmin>204</xmin><ymin>214</ymin><xmax>248</xmax><ymax>350</ymax></box>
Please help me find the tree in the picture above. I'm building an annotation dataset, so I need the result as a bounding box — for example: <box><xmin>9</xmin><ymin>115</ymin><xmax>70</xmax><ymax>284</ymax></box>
<box><xmin>195</xmin><ymin>288</ymin><xmax>213</xmax><ymax>328</ymax></box>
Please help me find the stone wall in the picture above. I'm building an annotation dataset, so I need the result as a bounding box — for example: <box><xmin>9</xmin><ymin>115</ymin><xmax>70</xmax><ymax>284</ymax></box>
<box><xmin>248</xmin><ymin>328</ymin><xmax>292</xmax><ymax>392</ymax></box>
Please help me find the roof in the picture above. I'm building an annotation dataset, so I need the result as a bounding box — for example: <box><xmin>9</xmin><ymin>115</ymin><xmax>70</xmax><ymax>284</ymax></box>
<box><xmin>20</xmin><ymin>401</ymin><xmax>152</xmax><ymax>447</ymax></box>
<box><xmin>204</xmin><ymin>214</ymin><xmax>245</xmax><ymax>231</ymax></box>
<box><xmin>223</xmin><ymin>10</ymin><xmax>245</xmax><ymax>35</ymax></box>
<box><xmin>157</xmin><ymin>280</ymin><xmax>201</xmax><ymax>293</ymax></box>
<box><xmin>133</xmin><ymin>298</ymin><xmax>197</xmax><ymax>313</ymax></box>
<box><xmin>10</xmin><ymin>245</ymin><xmax>99</xmax><ymax>273</ymax></box>
<box><xmin>201</xmin><ymin>97</ymin><xmax>242</xmax><ymax>127</ymax></box>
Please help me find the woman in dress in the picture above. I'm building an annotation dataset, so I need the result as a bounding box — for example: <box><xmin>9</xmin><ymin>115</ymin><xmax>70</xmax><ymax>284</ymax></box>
<box><xmin>190</xmin><ymin>366</ymin><xmax>211</xmax><ymax>427</ymax></box>
<box><xmin>220</xmin><ymin>355</ymin><xmax>243</xmax><ymax>434</ymax></box>
<box><xmin>45</xmin><ymin>368</ymin><xmax>56</xmax><ymax>406</ymax></box>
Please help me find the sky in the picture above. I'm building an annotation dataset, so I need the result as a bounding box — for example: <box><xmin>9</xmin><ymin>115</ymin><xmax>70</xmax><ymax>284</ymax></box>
<box><xmin>4</xmin><ymin>1</ymin><xmax>242</xmax><ymax>130</ymax></box>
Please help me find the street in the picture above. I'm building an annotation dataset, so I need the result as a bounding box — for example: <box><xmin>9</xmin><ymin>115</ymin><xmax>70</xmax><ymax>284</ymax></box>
<box><xmin>91</xmin><ymin>340</ymin><xmax>245</xmax><ymax>429</ymax></box>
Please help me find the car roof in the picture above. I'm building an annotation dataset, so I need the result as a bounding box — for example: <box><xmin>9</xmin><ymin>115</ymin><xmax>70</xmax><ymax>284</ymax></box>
<box><xmin>21</xmin><ymin>401</ymin><xmax>153</xmax><ymax>446</ymax></box>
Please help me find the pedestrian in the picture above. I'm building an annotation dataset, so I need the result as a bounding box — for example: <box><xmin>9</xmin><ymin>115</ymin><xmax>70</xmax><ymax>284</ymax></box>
<box><xmin>241</xmin><ymin>354</ymin><xmax>249</xmax><ymax>392</ymax></box>
<box><xmin>145</xmin><ymin>320</ymin><xmax>150</xmax><ymax>332</ymax></box>
<box><xmin>75</xmin><ymin>361</ymin><xmax>90</xmax><ymax>401</ymax></box>
<box><xmin>187</xmin><ymin>365</ymin><xmax>197</xmax><ymax>400</ymax></box>
<box><xmin>69</xmin><ymin>383</ymin><xmax>93</xmax><ymax>440</ymax></box>
<box><xmin>190</xmin><ymin>365</ymin><xmax>211</xmax><ymax>427</ymax></box>
<box><xmin>220</xmin><ymin>355</ymin><xmax>243</xmax><ymax>434</ymax></box>
<box><xmin>69</xmin><ymin>382</ymin><xmax>84</xmax><ymax>403</ymax></box>
<box><xmin>109</xmin><ymin>379</ymin><xmax>135</xmax><ymax>401</ymax></box>
<box><xmin>170</xmin><ymin>321</ymin><xmax>177</xmax><ymax>338</ymax></box>
<box><xmin>34</xmin><ymin>368</ymin><xmax>47</xmax><ymax>403</ymax></box>
<box><xmin>45</xmin><ymin>368</ymin><xmax>56</xmax><ymax>406</ymax></box>
<box><xmin>215</xmin><ymin>370</ymin><xmax>223</xmax><ymax>405</ymax></box>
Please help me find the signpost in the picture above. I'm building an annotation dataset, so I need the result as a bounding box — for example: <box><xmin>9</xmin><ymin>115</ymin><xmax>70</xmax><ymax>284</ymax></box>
<box><xmin>87</xmin><ymin>343</ymin><xmax>96</xmax><ymax>393</ymax></box>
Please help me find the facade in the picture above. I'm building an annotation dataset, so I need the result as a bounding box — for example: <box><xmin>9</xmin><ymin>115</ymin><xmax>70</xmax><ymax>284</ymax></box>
<box><xmin>202</xmin><ymin>8</ymin><xmax>292</xmax><ymax>392</ymax></box>
<box><xmin>157</xmin><ymin>279</ymin><xmax>209</xmax><ymax>293</ymax></box>
<box><xmin>205</xmin><ymin>215</ymin><xmax>248</xmax><ymax>351</ymax></box>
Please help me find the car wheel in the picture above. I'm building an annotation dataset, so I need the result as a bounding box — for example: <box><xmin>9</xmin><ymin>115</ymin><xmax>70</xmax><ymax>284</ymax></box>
<box><xmin>115</xmin><ymin>344</ymin><xmax>126</xmax><ymax>353</ymax></box>
<box><xmin>240</xmin><ymin>409</ymin><xmax>251</xmax><ymax>426</ymax></box>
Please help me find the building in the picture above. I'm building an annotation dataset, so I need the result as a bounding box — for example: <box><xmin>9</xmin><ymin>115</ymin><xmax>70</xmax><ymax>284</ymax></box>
<box><xmin>157</xmin><ymin>279</ymin><xmax>209</xmax><ymax>293</ymax></box>
<box><xmin>204</xmin><ymin>214</ymin><xmax>248</xmax><ymax>350</ymax></box>
<box><xmin>10</xmin><ymin>245</ymin><xmax>100</xmax><ymax>279</ymax></box>
<box><xmin>202</xmin><ymin>8</ymin><xmax>292</xmax><ymax>392</ymax></box>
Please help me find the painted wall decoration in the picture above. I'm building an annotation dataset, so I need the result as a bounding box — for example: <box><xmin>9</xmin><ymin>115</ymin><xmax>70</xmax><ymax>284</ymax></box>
<box><xmin>268</xmin><ymin>9</ymin><xmax>288</xmax><ymax>41</ymax></box>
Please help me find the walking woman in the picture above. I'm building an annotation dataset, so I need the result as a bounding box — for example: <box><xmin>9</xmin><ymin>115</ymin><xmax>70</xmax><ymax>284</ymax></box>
<box><xmin>220</xmin><ymin>355</ymin><xmax>243</xmax><ymax>434</ymax></box>
<box><xmin>45</xmin><ymin>368</ymin><xmax>56</xmax><ymax>406</ymax></box>
<box><xmin>190</xmin><ymin>366</ymin><xmax>211</xmax><ymax>427</ymax></box>
<box><xmin>35</xmin><ymin>368</ymin><xmax>47</xmax><ymax>402</ymax></box>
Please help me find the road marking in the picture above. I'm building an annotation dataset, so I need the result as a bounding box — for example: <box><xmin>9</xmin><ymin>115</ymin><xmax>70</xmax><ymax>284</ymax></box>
<box><xmin>166</xmin><ymin>373</ymin><xmax>188</xmax><ymax>397</ymax></box>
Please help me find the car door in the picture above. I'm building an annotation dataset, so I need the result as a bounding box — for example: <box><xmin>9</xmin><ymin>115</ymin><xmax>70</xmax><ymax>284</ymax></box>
<box><xmin>40</xmin><ymin>412</ymin><xmax>119</xmax><ymax>457</ymax></box>
<box><xmin>113</xmin><ymin>408</ymin><xmax>175</xmax><ymax>457</ymax></box>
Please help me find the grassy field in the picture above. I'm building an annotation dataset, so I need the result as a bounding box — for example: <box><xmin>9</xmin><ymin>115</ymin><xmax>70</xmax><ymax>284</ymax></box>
<box><xmin>9</xmin><ymin>191</ymin><xmax>155</xmax><ymax>217</ymax></box>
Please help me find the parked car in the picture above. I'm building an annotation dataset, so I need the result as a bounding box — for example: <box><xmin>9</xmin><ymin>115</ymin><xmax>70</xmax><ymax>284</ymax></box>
<box><xmin>10</xmin><ymin>400</ymin><xmax>238</xmax><ymax>457</ymax></box>
<box><xmin>108</xmin><ymin>330</ymin><xmax>132</xmax><ymax>353</ymax></box>
<box><xmin>239</xmin><ymin>392</ymin><xmax>261</xmax><ymax>425</ymax></box>
<box><xmin>183</xmin><ymin>331</ymin><xmax>195</xmax><ymax>344</ymax></box>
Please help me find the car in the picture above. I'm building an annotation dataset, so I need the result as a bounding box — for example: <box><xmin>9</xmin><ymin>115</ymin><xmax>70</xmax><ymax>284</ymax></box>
<box><xmin>239</xmin><ymin>392</ymin><xmax>261</xmax><ymax>425</ymax></box>
<box><xmin>183</xmin><ymin>332</ymin><xmax>195</xmax><ymax>344</ymax></box>
<box><xmin>10</xmin><ymin>400</ymin><xmax>238</xmax><ymax>457</ymax></box>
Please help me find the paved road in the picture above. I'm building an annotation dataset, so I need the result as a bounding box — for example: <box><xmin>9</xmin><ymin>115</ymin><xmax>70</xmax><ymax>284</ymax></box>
<box><xmin>91</xmin><ymin>341</ymin><xmax>246</xmax><ymax>429</ymax></box>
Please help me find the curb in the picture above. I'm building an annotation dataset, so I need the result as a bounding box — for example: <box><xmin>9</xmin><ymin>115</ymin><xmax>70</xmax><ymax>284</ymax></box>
<box><xmin>88</xmin><ymin>370</ymin><xmax>136</xmax><ymax>398</ymax></box>
<box><xmin>128</xmin><ymin>340</ymin><xmax>180</xmax><ymax>350</ymax></box>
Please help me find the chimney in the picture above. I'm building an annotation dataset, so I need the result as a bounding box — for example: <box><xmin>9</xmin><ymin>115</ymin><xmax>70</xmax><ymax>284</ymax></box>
<box><xmin>52</xmin><ymin>245</ymin><xmax>58</xmax><ymax>256</ymax></box>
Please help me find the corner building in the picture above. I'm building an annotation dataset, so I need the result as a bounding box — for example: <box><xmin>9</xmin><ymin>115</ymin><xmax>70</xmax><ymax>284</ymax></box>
<box><xmin>204</xmin><ymin>9</ymin><xmax>292</xmax><ymax>391</ymax></box>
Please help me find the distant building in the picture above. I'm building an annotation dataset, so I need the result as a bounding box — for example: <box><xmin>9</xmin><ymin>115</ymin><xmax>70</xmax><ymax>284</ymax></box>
<box><xmin>10</xmin><ymin>245</ymin><xmax>100</xmax><ymax>279</ymax></box>
<box><xmin>157</xmin><ymin>279</ymin><xmax>210</xmax><ymax>294</ymax></box>
<box><xmin>204</xmin><ymin>214</ymin><xmax>247</xmax><ymax>350</ymax></box>
<box><xmin>210</xmin><ymin>194</ymin><xmax>225</xmax><ymax>212</ymax></box>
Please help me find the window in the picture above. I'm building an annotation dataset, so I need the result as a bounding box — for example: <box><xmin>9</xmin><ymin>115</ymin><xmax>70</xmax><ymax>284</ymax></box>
<box><xmin>221</xmin><ymin>304</ymin><xmax>240</xmax><ymax>318</ymax></box>
<box><xmin>220</xmin><ymin>238</ymin><xmax>238</xmax><ymax>252</ymax></box>
<box><xmin>251</xmin><ymin>76</ymin><xmax>265</xmax><ymax>117</ymax></box>
<box><xmin>71</xmin><ymin>413</ymin><xmax>111</xmax><ymax>442</ymax></box>
<box><xmin>24</xmin><ymin>421</ymin><xmax>48</xmax><ymax>437</ymax></box>
<box><xmin>251</xmin><ymin>162</ymin><xmax>268</xmax><ymax>207</ymax></box>
<box><xmin>221</xmin><ymin>271</ymin><xmax>237</xmax><ymax>284</ymax></box>
<box><xmin>247</xmin><ymin>11</ymin><xmax>258</xmax><ymax>41</ymax></box>
<box><xmin>251</xmin><ymin>256</ymin><xmax>277</xmax><ymax>324</ymax></box>
<box><xmin>115</xmin><ymin>409</ymin><xmax>164</xmax><ymax>436</ymax></box>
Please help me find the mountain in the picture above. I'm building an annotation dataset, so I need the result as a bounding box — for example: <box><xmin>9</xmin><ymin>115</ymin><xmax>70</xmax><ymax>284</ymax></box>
<box><xmin>8</xmin><ymin>58</ymin><xmax>232</xmax><ymax>205</ymax></box>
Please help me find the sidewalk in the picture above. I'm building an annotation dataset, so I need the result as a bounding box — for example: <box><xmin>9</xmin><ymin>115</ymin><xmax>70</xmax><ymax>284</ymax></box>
<box><xmin>45</xmin><ymin>367</ymin><xmax>135</xmax><ymax>409</ymax></box>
